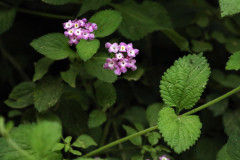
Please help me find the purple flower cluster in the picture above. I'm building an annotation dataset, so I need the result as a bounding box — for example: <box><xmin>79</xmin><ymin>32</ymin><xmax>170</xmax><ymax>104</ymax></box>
<box><xmin>146</xmin><ymin>155</ymin><xmax>170</xmax><ymax>160</ymax></box>
<box><xmin>103</xmin><ymin>42</ymin><xmax>139</xmax><ymax>75</ymax></box>
<box><xmin>63</xmin><ymin>18</ymin><xmax>97</xmax><ymax>46</ymax></box>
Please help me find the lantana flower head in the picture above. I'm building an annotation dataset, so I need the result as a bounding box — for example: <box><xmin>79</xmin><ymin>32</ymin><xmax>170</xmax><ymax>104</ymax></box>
<box><xmin>63</xmin><ymin>18</ymin><xmax>97</xmax><ymax>46</ymax></box>
<box><xmin>103</xmin><ymin>42</ymin><xmax>139</xmax><ymax>75</ymax></box>
<box><xmin>158</xmin><ymin>155</ymin><xmax>170</xmax><ymax>160</ymax></box>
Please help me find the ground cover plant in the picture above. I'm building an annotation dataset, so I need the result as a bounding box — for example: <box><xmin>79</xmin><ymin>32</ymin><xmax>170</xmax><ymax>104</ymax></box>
<box><xmin>0</xmin><ymin>0</ymin><xmax>240</xmax><ymax>159</ymax></box>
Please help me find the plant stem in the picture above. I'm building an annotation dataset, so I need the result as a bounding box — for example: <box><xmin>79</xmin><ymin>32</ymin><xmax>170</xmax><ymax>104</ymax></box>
<box><xmin>17</xmin><ymin>8</ymin><xmax>74</xmax><ymax>20</ymax></box>
<box><xmin>81</xmin><ymin>126</ymin><xmax>158</xmax><ymax>157</ymax></box>
<box><xmin>181</xmin><ymin>85</ymin><xmax>240</xmax><ymax>116</ymax></box>
<box><xmin>0</xmin><ymin>1</ymin><xmax>74</xmax><ymax>19</ymax></box>
<box><xmin>82</xmin><ymin>85</ymin><xmax>240</xmax><ymax>157</ymax></box>
<box><xmin>0</xmin><ymin>38</ymin><xmax>30</xmax><ymax>81</ymax></box>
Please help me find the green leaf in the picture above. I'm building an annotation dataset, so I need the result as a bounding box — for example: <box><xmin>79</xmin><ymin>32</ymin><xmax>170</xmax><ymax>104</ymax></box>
<box><xmin>4</xmin><ymin>82</ymin><xmax>35</xmax><ymax>108</ymax></box>
<box><xmin>30</xmin><ymin>120</ymin><xmax>62</xmax><ymax>154</ymax></box>
<box><xmin>52</xmin><ymin>143</ymin><xmax>65</xmax><ymax>151</ymax></box>
<box><xmin>162</xmin><ymin>29</ymin><xmax>190</xmax><ymax>52</ymax></box>
<box><xmin>146</xmin><ymin>103</ymin><xmax>165</xmax><ymax>127</ymax></box>
<box><xmin>123</xmin><ymin>67</ymin><xmax>145</xmax><ymax>81</ymax></box>
<box><xmin>211</xmin><ymin>31</ymin><xmax>226</xmax><ymax>43</ymax></box>
<box><xmin>223</xmin><ymin>109</ymin><xmax>240</xmax><ymax>136</ymax></box>
<box><xmin>226</xmin><ymin>51</ymin><xmax>240</xmax><ymax>71</ymax></box>
<box><xmin>61</xmin><ymin>63</ymin><xmax>80</xmax><ymax>87</ymax></box>
<box><xmin>95</xmin><ymin>81</ymin><xmax>116</xmax><ymax>110</ymax></box>
<box><xmin>77</xmin><ymin>0</ymin><xmax>111</xmax><ymax>16</ymax></box>
<box><xmin>217</xmin><ymin>145</ymin><xmax>233</xmax><ymax>160</ymax></box>
<box><xmin>64</xmin><ymin>136</ymin><xmax>72</xmax><ymax>144</ymax></box>
<box><xmin>88</xmin><ymin>110</ymin><xmax>107</xmax><ymax>128</ymax></box>
<box><xmin>160</xmin><ymin>54</ymin><xmax>210</xmax><ymax>110</ymax></box>
<box><xmin>112</xmin><ymin>0</ymin><xmax>171</xmax><ymax>40</ymax></box>
<box><xmin>31</xmin><ymin>33</ymin><xmax>74</xmax><ymax>60</ymax></box>
<box><xmin>211</xmin><ymin>69</ymin><xmax>240</xmax><ymax>88</ymax></box>
<box><xmin>147</xmin><ymin>132</ymin><xmax>161</xmax><ymax>146</ymax></box>
<box><xmin>191</xmin><ymin>40</ymin><xmax>213</xmax><ymax>53</ymax></box>
<box><xmin>225</xmin><ymin>38</ymin><xmax>240</xmax><ymax>53</ymax></box>
<box><xmin>226</xmin><ymin>129</ymin><xmax>240</xmax><ymax>160</ymax></box>
<box><xmin>219</xmin><ymin>0</ymin><xmax>240</xmax><ymax>17</ymax></box>
<box><xmin>158</xmin><ymin>107</ymin><xmax>202</xmax><ymax>153</ymax></box>
<box><xmin>34</xmin><ymin>76</ymin><xmax>63</xmax><ymax>112</ymax></box>
<box><xmin>0</xmin><ymin>9</ymin><xmax>16</xmax><ymax>34</ymax></box>
<box><xmin>89</xmin><ymin>10</ymin><xmax>122</xmax><ymax>37</ymax></box>
<box><xmin>69</xmin><ymin>149</ymin><xmax>82</xmax><ymax>156</ymax></box>
<box><xmin>122</xmin><ymin>125</ymin><xmax>142</xmax><ymax>146</ymax></box>
<box><xmin>76</xmin><ymin>39</ymin><xmax>100</xmax><ymax>61</ymax></box>
<box><xmin>33</xmin><ymin>57</ymin><xmax>54</xmax><ymax>81</ymax></box>
<box><xmin>0</xmin><ymin>123</ymin><xmax>62</xmax><ymax>160</ymax></box>
<box><xmin>84</xmin><ymin>54</ymin><xmax>117</xmax><ymax>83</ymax></box>
<box><xmin>42</xmin><ymin>0</ymin><xmax>78</xmax><ymax>5</ymax></box>
<box><xmin>72</xmin><ymin>134</ymin><xmax>97</xmax><ymax>149</ymax></box>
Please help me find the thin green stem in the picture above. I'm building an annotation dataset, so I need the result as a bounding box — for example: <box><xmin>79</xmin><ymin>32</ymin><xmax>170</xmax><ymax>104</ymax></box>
<box><xmin>181</xmin><ymin>85</ymin><xmax>240</xmax><ymax>116</ymax></box>
<box><xmin>82</xmin><ymin>85</ymin><xmax>240</xmax><ymax>157</ymax></box>
<box><xmin>0</xmin><ymin>1</ymin><xmax>74</xmax><ymax>19</ymax></box>
<box><xmin>17</xmin><ymin>8</ymin><xmax>74</xmax><ymax>20</ymax></box>
<box><xmin>81</xmin><ymin>126</ymin><xmax>158</xmax><ymax>157</ymax></box>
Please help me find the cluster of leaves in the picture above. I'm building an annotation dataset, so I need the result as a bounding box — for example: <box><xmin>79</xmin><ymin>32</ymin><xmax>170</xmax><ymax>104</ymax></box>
<box><xmin>1</xmin><ymin>0</ymin><xmax>240</xmax><ymax>160</ymax></box>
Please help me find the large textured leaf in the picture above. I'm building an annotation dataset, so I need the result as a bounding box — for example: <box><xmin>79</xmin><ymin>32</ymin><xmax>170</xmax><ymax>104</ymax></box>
<box><xmin>226</xmin><ymin>129</ymin><xmax>240</xmax><ymax>160</ymax></box>
<box><xmin>0</xmin><ymin>9</ymin><xmax>16</xmax><ymax>34</ymax></box>
<box><xmin>34</xmin><ymin>77</ymin><xmax>63</xmax><ymax>112</ymax></box>
<box><xmin>76</xmin><ymin>39</ymin><xmax>100</xmax><ymax>61</ymax></box>
<box><xmin>4</xmin><ymin>82</ymin><xmax>36</xmax><ymax>108</ymax></box>
<box><xmin>33</xmin><ymin>57</ymin><xmax>54</xmax><ymax>82</ymax></box>
<box><xmin>77</xmin><ymin>0</ymin><xmax>111</xmax><ymax>16</ymax></box>
<box><xmin>95</xmin><ymin>81</ymin><xmax>116</xmax><ymax>110</ymax></box>
<box><xmin>89</xmin><ymin>10</ymin><xmax>122</xmax><ymax>37</ymax></box>
<box><xmin>160</xmin><ymin>54</ymin><xmax>210</xmax><ymax>110</ymax></box>
<box><xmin>30</xmin><ymin>33</ymin><xmax>74</xmax><ymax>60</ymax></box>
<box><xmin>219</xmin><ymin>0</ymin><xmax>240</xmax><ymax>17</ymax></box>
<box><xmin>84</xmin><ymin>54</ymin><xmax>117</xmax><ymax>83</ymax></box>
<box><xmin>158</xmin><ymin>107</ymin><xmax>202</xmax><ymax>153</ymax></box>
<box><xmin>226</xmin><ymin>51</ymin><xmax>240</xmax><ymax>71</ymax></box>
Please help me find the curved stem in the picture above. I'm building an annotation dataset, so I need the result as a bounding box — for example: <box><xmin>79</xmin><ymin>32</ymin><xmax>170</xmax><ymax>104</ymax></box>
<box><xmin>81</xmin><ymin>126</ymin><xmax>158</xmax><ymax>157</ymax></box>
<box><xmin>181</xmin><ymin>85</ymin><xmax>240</xmax><ymax>116</ymax></box>
<box><xmin>82</xmin><ymin>85</ymin><xmax>240</xmax><ymax>157</ymax></box>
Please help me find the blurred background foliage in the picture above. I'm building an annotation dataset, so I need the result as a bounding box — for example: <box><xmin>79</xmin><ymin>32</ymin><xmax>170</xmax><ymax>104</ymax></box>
<box><xmin>0</xmin><ymin>0</ymin><xmax>240</xmax><ymax>159</ymax></box>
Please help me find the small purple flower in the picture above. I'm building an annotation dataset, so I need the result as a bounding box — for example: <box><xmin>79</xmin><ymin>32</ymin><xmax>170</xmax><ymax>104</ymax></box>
<box><xmin>159</xmin><ymin>155</ymin><xmax>170</xmax><ymax>160</ymax></box>
<box><xmin>115</xmin><ymin>53</ymin><xmax>124</xmax><ymax>60</ymax></box>
<box><xmin>63</xmin><ymin>18</ymin><xmax>97</xmax><ymax>45</ymax></box>
<box><xmin>118</xmin><ymin>58</ymin><xmax>129</xmax><ymax>69</ymax></box>
<box><xmin>114</xmin><ymin>67</ymin><xmax>122</xmax><ymax>75</ymax></box>
<box><xmin>82</xmin><ymin>30</ymin><xmax>89</xmax><ymax>40</ymax></box>
<box><xmin>103</xmin><ymin>58</ymin><xmax>117</xmax><ymax>70</ymax></box>
<box><xmin>119</xmin><ymin>42</ymin><xmax>127</xmax><ymax>52</ymax></box>
<box><xmin>105</xmin><ymin>42</ymin><xmax>111</xmax><ymax>48</ymax></box>
<box><xmin>69</xmin><ymin>36</ymin><xmax>78</xmax><ymax>46</ymax></box>
<box><xmin>63</xmin><ymin>20</ymin><xmax>73</xmax><ymax>29</ymax></box>
<box><xmin>109</xmin><ymin>43</ymin><xmax>119</xmax><ymax>53</ymax></box>
<box><xmin>127</xmin><ymin>58</ymin><xmax>137</xmax><ymax>71</ymax></box>
<box><xmin>126</xmin><ymin>43</ymin><xmax>133</xmax><ymax>50</ymax></box>
<box><xmin>127</xmin><ymin>48</ymin><xmax>139</xmax><ymax>57</ymax></box>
